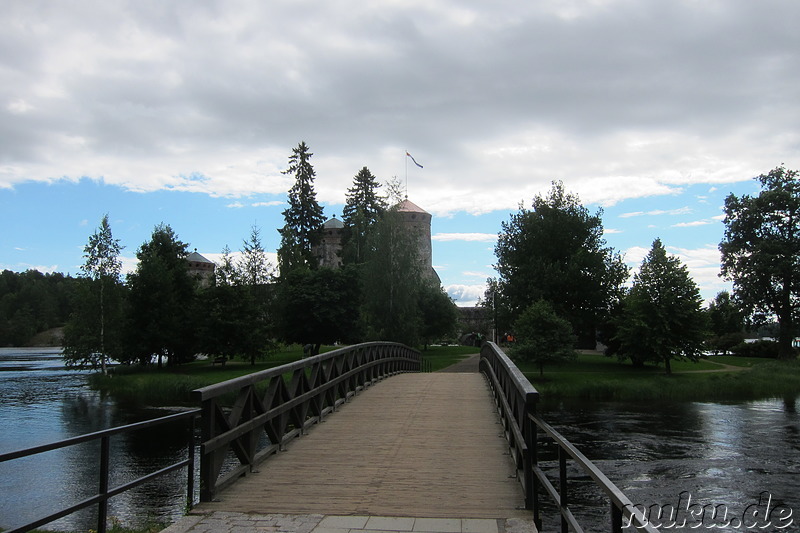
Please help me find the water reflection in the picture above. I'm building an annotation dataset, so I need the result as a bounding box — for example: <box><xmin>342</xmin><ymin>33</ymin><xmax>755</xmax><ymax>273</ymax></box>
<box><xmin>538</xmin><ymin>397</ymin><xmax>800</xmax><ymax>532</ymax></box>
<box><xmin>0</xmin><ymin>348</ymin><xmax>196</xmax><ymax>531</ymax></box>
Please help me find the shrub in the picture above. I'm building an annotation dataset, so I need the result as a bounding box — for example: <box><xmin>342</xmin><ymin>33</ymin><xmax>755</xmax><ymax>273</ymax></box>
<box><xmin>731</xmin><ymin>340</ymin><xmax>784</xmax><ymax>359</ymax></box>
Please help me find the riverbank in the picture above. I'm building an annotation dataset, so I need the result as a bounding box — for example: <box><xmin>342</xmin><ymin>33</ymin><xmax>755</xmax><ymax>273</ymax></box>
<box><xmin>88</xmin><ymin>345</ymin><xmax>478</xmax><ymax>407</ymax></box>
<box><xmin>82</xmin><ymin>345</ymin><xmax>800</xmax><ymax>406</ymax></box>
<box><xmin>520</xmin><ymin>352</ymin><xmax>800</xmax><ymax>403</ymax></box>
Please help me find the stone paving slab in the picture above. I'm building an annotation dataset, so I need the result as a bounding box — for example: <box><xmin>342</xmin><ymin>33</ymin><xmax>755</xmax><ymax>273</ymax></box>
<box><xmin>161</xmin><ymin>512</ymin><xmax>537</xmax><ymax>533</ymax></box>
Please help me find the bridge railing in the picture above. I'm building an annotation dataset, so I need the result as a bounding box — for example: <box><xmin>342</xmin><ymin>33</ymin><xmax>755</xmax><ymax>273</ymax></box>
<box><xmin>0</xmin><ymin>410</ymin><xmax>199</xmax><ymax>533</ymax></box>
<box><xmin>479</xmin><ymin>342</ymin><xmax>659</xmax><ymax>533</ymax></box>
<box><xmin>192</xmin><ymin>341</ymin><xmax>421</xmax><ymax>502</ymax></box>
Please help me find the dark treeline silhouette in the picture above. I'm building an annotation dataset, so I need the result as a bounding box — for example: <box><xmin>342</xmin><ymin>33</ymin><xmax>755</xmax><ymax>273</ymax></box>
<box><xmin>0</xmin><ymin>269</ymin><xmax>78</xmax><ymax>346</ymax></box>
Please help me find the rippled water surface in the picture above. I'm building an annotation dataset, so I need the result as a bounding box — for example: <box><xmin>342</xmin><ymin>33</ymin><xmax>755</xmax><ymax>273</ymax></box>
<box><xmin>538</xmin><ymin>398</ymin><xmax>800</xmax><ymax>531</ymax></box>
<box><xmin>1</xmin><ymin>348</ymin><xmax>798</xmax><ymax>532</ymax></box>
<box><xmin>0</xmin><ymin>348</ymin><xmax>194</xmax><ymax>532</ymax></box>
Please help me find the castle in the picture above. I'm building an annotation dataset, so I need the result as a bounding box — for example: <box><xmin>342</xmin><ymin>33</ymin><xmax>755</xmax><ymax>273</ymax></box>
<box><xmin>315</xmin><ymin>198</ymin><xmax>439</xmax><ymax>282</ymax></box>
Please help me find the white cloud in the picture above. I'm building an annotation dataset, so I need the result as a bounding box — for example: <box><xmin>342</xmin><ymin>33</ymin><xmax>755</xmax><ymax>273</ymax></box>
<box><xmin>620</xmin><ymin>207</ymin><xmax>692</xmax><ymax>218</ymax></box>
<box><xmin>462</xmin><ymin>270</ymin><xmax>491</xmax><ymax>279</ymax></box>
<box><xmin>446</xmin><ymin>284</ymin><xmax>486</xmax><ymax>307</ymax></box>
<box><xmin>672</xmin><ymin>220</ymin><xmax>713</xmax><ymax>227</ymax></box>
<box><xmin>1</xmin><ymin>0</ymin><xmax>796</xmax><ymax>216</ymax></box>
<box><xmin>432</xmin><ymin>233</ymin><xmax>497</xmax><ymax>242</ymax></box>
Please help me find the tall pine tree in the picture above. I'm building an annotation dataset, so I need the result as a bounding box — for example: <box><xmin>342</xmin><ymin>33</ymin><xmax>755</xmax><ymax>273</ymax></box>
<box><xmin>342</xmin><ymin>166</ymin><xmax>386</xmax><ymax>264</ymax></box>
<box><xmin>278</xmin><ymin>142</ymin><xmax>325</xmax><ymax>274</ymax></box>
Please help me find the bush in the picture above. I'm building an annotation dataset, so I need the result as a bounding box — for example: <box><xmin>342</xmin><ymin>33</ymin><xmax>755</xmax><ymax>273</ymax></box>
<box><xmin>731</xmin><ymin>340</ymin><xmax>784</xmax><ymax>359</ymax></box>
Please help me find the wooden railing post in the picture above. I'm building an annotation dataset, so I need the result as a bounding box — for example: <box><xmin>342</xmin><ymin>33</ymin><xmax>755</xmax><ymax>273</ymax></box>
<box><xmin>187</xmin><ymin>413</ymin><xmax>197</xmax><ymax>509</ymax></box>
<box><xmin>199</xmin><ymin>398</ymin><xmax>216</xmax><ymax>502</ymax></box>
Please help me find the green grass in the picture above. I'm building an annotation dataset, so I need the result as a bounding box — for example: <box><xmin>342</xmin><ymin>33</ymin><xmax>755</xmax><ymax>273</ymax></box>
<box><xmin>420</xmin><ymin>344</ymin><xmax>479</xmax><ymax>371</ymax></box>
<box><xmin>519</xmin><ymin>352</ymin><xmax>800</xmax><ymax>403</ymax></box>
<box><xmin>90</xmin><ymin>345</ymin><xmax>335</xmax><ymax>406</ymax></box>
<box><xmin>91</xmin><ymin>344</ymin><xmax>475</xmax><ymax>406</ymax></box>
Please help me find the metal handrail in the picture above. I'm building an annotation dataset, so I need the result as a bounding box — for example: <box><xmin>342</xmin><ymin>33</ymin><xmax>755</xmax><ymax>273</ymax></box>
<box><xmin>479</xmin><ymin>342</ymin><xmax>659</xmax><ymax>533</ymax></box>
<box><xmin>0</xmin><ymin>409</ymin><xmax>200</xmax><ymax>533</ymax></box>
<box><xmin>192</xmin><ymin>341</ymin><xmax>421</xmax><ymax>501</ymax></box>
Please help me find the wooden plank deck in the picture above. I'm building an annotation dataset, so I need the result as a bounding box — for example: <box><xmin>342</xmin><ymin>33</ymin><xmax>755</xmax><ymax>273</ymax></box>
<box><xmin>195</xmin><ymin>372</ymin><xmax>529</xmax><ymax>519</ymax></box>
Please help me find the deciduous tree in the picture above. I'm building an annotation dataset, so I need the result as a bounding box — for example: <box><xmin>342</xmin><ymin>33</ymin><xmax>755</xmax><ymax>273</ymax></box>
<box><xmin>63</xmin><ymin>214</ymin><xmax>124</xmax><ymax>373</ymax></box>
<box><xmin>705</xmin><ymin>291</ymin><xmax>745</xmax><ymax>355</ymax></box>
<box><xmin>275</xmin><ymin>266</ymin><xmax>361</xmax><ymax>354</ymax></box>
<box><xmin>418</xmin><ymin>280</ymin><xmax>460</xmax><ymax>349</ymax></box>
<box><xmin>361</xmin><ymin>209</ymin><xmax>424</xmax><ymax>346</ymax></box>
<box><xmin>720</xmin><ymin>165</ymin><xmax>800</xmax><ymax>359</ymax></box>
<box><xmin>615</xmin><ymin>239</ymin><xmax>707</xmax><ymax>374</ymax></box>
<box><xmin>512</xmin><ymin>299</ymin><xmax>577</xmax><ymax>376</ymax></box>
<box><xmin>126</xmin><ymin>224</ymin><xmax>196</xmax><ymax>367</ymax></box>
<box><xmin>494</xmin><ymin>181</ymin><xmax>628</xmax><ymax>347</ymax></box>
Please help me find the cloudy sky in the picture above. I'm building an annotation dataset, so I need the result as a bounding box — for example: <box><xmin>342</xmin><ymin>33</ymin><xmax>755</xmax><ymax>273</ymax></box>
<box><xmin>1</xmin><ymin>0</ymin><xmax>798</xmax><ymax>305</ymax></box>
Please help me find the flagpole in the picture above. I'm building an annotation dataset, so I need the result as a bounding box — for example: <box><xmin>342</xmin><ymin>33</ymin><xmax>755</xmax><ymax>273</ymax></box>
<box><xmin>405</xmin><ymin>149</ymin><xmax>408</xmax><ymax>199</ymax></box>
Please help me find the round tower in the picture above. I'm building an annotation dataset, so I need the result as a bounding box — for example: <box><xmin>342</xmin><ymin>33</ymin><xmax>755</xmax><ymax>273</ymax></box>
<box><xmin>396</xmin><ymin>199</ymin><xmax>439</xmax><ymax>282</ymax></box>
<box><xmin>316</xmin><ymin>217</ymin><xmax>344</xmax><ymax>268</ymax></box>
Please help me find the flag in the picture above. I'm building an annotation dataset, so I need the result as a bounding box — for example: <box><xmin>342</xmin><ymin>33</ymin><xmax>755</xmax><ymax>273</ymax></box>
<box><xmin>406</xmin><ymin>151</ymin><xmax>423</xmax><ymax>169</ymax></box>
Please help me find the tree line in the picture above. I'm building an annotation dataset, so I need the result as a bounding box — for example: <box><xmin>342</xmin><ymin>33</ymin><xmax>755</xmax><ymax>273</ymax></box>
<box><xmin>0</xmin><ymin>269</ymin><xmax>77</xmax><ymax>346</ymax></box>
<box><xmin>61</xmin><ymin>142</ymin><xmax>459</xmax><ymax>372</ymax></box>
<box><xmin>488</xmin><ymin>166</ymin><xmax>800</xmax><ymax>375</ymax></box>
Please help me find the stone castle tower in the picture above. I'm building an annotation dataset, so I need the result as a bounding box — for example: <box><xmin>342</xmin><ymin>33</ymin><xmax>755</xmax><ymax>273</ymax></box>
<box><xmin>315</xmin><ymin>217</ymin><xmax>345</xmax><ymax>269</ymax></box>
<box><xmin>315</xmin><ymin>198</ymin><xmax>439</xmax><ymax>282</ymax></box>
<box><xmin>396</xmin><ymin>199</ymin><xmax>439</xmax><ymax>282</ymax></box>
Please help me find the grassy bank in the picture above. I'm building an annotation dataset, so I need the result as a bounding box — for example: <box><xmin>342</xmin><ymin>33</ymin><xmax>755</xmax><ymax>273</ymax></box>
<box><xmin>89</xmin><ymin>344</ymin><xmax>478</xmax><ymax>406</ymax></box>
<box><xmin>89</xmin><ymin>345</ymin><xmax>329</xmax><ymax>406</ymax></box>
<box><xmin>518</xmin><ymin>352</ymin><xmax>800</xmax><ymax>403</ymax></box>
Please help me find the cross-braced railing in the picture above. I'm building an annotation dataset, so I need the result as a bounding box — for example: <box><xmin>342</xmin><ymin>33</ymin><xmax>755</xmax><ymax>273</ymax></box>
<box><xmin>480</xmin><ymin>342</ymin><xmax>659</xmax><ymax>533</ymax></box>
<box><xmin>193</xmin><ymin>342</ymin><xmax>421</xmax><ymax>501</ymax></box>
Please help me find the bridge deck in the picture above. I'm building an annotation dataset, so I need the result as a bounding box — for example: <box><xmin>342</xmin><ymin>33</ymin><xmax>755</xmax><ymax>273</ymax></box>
<box><xmin>195</xmin><ymin>371</ymin><xmax>529</xmax><ymax>519</ymax></box>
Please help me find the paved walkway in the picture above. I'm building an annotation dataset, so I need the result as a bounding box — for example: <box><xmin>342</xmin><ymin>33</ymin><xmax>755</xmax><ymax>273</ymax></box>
<box><xmin>163</xmin><ymin>368</ymin><xmax>534</xmax><ymax>532</ymax></box>
<box><xmin>163</xmin><ymin>512</ymin><xmax>536</xmax><ymax>533</ymax></box>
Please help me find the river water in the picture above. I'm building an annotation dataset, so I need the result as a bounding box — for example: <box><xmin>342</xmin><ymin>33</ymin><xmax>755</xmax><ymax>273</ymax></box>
<box><xmin>537</xmin><ymin>399</ymin><xmax>800</xmax><ymax>531</ymax></box>
<box><xmin>0</xmin><ymin>348</ymin><xmax>798</xmax><ymax>532</ymax></box>
<box><xmin>0</xmin><ymin>347</ymin><xmax>195</xmax><ymax>532</ymax></box>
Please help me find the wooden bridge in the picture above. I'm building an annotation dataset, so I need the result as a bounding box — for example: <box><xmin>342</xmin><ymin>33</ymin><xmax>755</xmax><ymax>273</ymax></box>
<box><xmin>195</xmin><ymin>369</ymin><xmax>527</xmax><ymax>518</ymax></box>
<box><xmin>1</xmin><ymin>342</ymin><xmax>658</xmax><ymax>533</ymax></box>
<box><xmin>190</xmin><ymin>342</ymin><xmax>657</xmax><ymax>533</ymax></box>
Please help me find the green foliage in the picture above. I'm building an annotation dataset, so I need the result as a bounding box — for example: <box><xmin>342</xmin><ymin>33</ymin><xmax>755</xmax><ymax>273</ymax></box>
<box><xmin>278</xmin><ymin>142</ymin><xmax>325</xmax><ymax>273</ymax></box>
<box><xmin>511</xmin><ymin>299</ymin><xmax>578</xmax><ymax>375</ymax></box>
<box><xmin>63</xmin><ymin>277</ymin><xmax>128</xmax><ymax>370</ymax></box>
<box><xmin>195</xmin><ymin>283</ymin><xmax>276</xmax><ymax>365</ymax></box>
<box><xmin>342</xmin><ymin>166</ymin><xmax>387</xmax><ymax>264</ymax></box>
<box><xmin>614</xmin><ymin>239</ymin><xmax>708</xmax><ymax>374</ymax></box>
<box><xmin>360</xmin><ymin>210</ymin><xmax>424</xmax><ymax>346</ymax></box>
<box><xmin>0</xmin><ymin>269</ymin><xmax>76</xmax><ymax>346</ymax></box>
<box><xmin>493</xmin><ymin>181</ymin><xmax>628</xmax><ymax>347</ymax></box>
<box><xmin>238</xmin><ymin>224</ymin><xmax>275</xmax><ymax>285</ymax></box>
<box><xmin>720</xmin><ymin>165</ymin><xmax>800</xmax><ymax>359</ymax></box>
<box><xmin>417</xmin><ymin>281</ymin><xmax>460</xmax><ymax>349</ymax></box>
<box><xmin>731</xmin><ymin>340</ymin><xmax>797</xmax><ymax>359</ymax></box>
<box><xmin>125</xmin><ymin>224</ymin><xmax>196</xmax><ymax>367</ymax></box>
<box><xmin>519</xmin><ymin>353</ymin><xmax>800</xmax><ymax>403</ymax></box>
<box><xmin>275</xmin><ymin>266</ymin><xmax>362</xmax><ymax>353</ymax></box>
<box><xmin>704</xmin><ymin>290</ymin><xmax>746</xmax><ymax>354</ymax></box>
<box><xmin>63</xmin><ymin>214</ymin><xmax>124</xmax><ymax>373</ymax></box>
